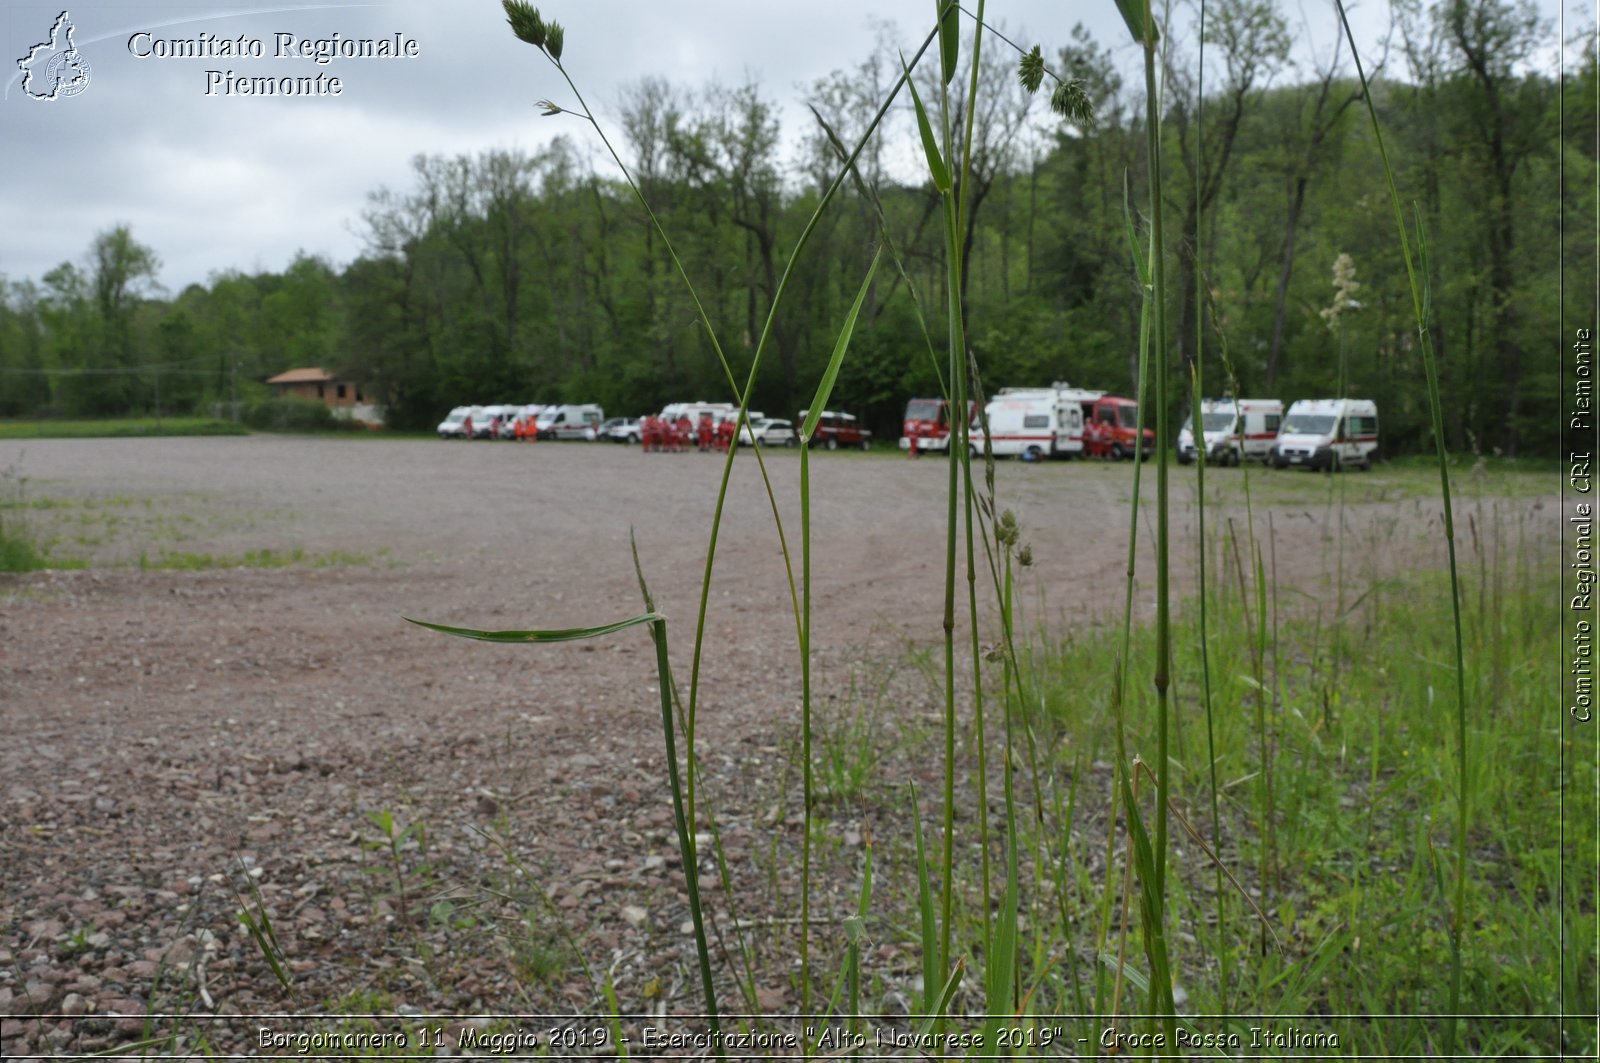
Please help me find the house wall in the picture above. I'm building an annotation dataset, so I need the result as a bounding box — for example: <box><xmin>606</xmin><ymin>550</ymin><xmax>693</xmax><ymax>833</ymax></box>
<box><xmin>273</xmin><ymin>380</ymin><xmax>363</xmax><ymax>408</ymax></box>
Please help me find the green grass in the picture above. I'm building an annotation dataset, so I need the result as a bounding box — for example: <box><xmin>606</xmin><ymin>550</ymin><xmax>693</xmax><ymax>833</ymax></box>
<box><xmin>0</xmin><ymin>529</ymin><xmax>52</xmax><ymax>572</ymax></box>
<box><xmin>0</xmin><ymin>417</ymin><xmax>248</xmax><ymax>439</ymax></box>
<box><xmin>1012</xmin><ymin>557</ymin><xmax>1585</xmax><ymax>1055</ymax></box>
<box><xmin>1174</xmin><ymin>458</ymin><xmax>1554</xmax><ymax>507</ymax></box>
<box><xmin>0</xmin><ymin>463</ymin><xmax>67</xmax><ymax>572</ymax></box>
<box><xmin>0</xmin><ymin>484</ymin><xmax>381</xmax><ymax>572</ymax></box>
<box><xmin>138</xmin><ymin>546</ymin><xmax>378</xmax><ymax>571</ymax></box>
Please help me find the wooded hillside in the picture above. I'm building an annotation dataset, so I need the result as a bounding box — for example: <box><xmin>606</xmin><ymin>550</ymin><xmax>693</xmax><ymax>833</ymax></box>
<box><xmin>2</xmin><ymin>0</ymin><xmax>1593</xmax><ymax>456</ymax></box>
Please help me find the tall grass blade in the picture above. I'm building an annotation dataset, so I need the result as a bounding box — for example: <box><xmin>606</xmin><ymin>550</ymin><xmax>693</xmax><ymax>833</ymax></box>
<box><xmin>904</xmin><ymin>57</ymin><xmax>952</xmax><ymax>194</ymax></box>
<box><xmin>629</xmin><ymin>537</ymin><xmax>724</xmax><ymax>1050</ymax></box>
<box><xmin>1332</xmin><ymin>4</ymin><xmax>1471</xmax><ymax>1051</ymax></box>
<box><xmin>800</xmin><ymin>249</ymin><xmax>884</xmax><ymax>440</ymax></box>
<box><xmin>937</xmin><ymin>0</ymin><xmax>960</xmax><ymax>84</ymax></box>
<box><xmin>403</xmin><ymin>614</ymin><xmax>661</xmax><ymax>643</ymax></box>
<box><xmin>1187</xmin><ymin>0</ymin><xmax>1232</xmax><ymax>1013</ymax></box>
<box><xmin>909</xmin><ymin>782</ymin><xmax>943</xmax><ymax>1021</ymax></box>
<box><xmin>981</xmin><ymin>770</ymin><xmax>1021</xmax><ymax>1054</ymax></box>
<box><xmin>1134</xmin><ymin>0</ymin><xmax>1178</xmax><ymax>1039</ymax></box>
<box><xmin>1110</xmin><ymin>0</ymin><xmax>1160</xmax><ymax>46</ymax></box>
<box><xmin>232</xmin><ymin>859</ymin><xmax>292</xmax><ymax>993</ymax></box>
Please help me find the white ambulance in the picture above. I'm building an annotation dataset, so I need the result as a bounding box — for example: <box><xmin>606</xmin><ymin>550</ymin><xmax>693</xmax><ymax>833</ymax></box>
<box><xmin>535</xmin><ymin>403</ymin><xmax>605</xmax><ymax>440</ymax></box>
<box><xmin>1177</xmin><ymin>398</ymin><xmax>1284</xmax><ymax>466</ymax></box>
<box><xmin>1271</xmin><ymin>398</ymin><xmax>1379</xmax><ymax>471</ymax></box>
<box><xmin>973</xmin><ymin>383</ymin><xmax>1104</xmax><ymax>459</ymax></box>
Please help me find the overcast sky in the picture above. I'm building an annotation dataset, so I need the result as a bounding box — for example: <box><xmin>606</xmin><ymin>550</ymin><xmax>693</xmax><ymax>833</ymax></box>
<box><xmin>1</xmin><ymin>0</ymin><xmax>1580</xmax><ymax>294</ymax></box>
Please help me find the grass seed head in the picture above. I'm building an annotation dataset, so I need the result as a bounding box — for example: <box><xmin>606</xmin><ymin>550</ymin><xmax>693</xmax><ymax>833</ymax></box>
<box><xmin>503</xmin><ymin>1</ymin><xmax>547</xmax><ymax>49</ymax></box>
<box><xmin>997</xmin><ymin>509</ymin><xmax>1020</xmax><ymax>547</ymax></box>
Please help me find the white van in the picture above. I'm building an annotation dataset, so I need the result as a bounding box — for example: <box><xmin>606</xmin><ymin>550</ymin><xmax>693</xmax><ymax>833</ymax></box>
<box><xmin>437</xmin><ymin>406</ymin><xmax>478</xmax><ymax>439</ymax></box>
<box><xmin>1271</xmin><ymin>398</ymin><xmax>1378</xmax><ymax>471</ymax></box>
<box><xmin>473</xmin><ymin>404</ymin><xmax>518</xmax><ymax>439</ymax></box>
<box><xmin>535</xmin><ymin>403</ymin><xmax>604</xmax><ymax>440</ymax></box>
<box><xmin>659</xmin><ymin>401</ymin><xmax>739</xmax><ymax>427</ymax></box>
<box><xmin>973</xmin><ymin>383</ymin><xmax>1103</xmax><ymax>459</ymax></box>
<box><xmin>1178</xmin><ymin>398</ymin><xmax>1283</xmax><ymax>466</ymax></box>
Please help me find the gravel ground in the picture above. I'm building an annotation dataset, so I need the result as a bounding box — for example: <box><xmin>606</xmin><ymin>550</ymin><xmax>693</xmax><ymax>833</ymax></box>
<box><xmin>0</xmin><ymin>437</ymin><xmax>1550</xmax><ymax>1057</ymax></box>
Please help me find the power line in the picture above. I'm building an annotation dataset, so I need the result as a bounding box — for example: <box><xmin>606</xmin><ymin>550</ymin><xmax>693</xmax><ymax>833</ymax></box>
<box><xmin>0</xmin><ymin>353</ymin><xmax>232</xmax><ymax>376</ymax></box>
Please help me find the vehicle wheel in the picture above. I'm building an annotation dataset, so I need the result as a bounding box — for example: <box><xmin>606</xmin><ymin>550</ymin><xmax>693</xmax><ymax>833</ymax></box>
<box><xmin>861</xmin><ymin>439</ymin><xmax>871</xmax><ymax>452</ymax></box>
<box><xmin>785</xmin><ymin>437</ymin><xmax>797</xmax><ymax>448</ymax></box>
<box><xmin>1178</xmin><ymin>452</ymin><xmax>1192</xmax><ymax>466</ymax></box>
<box><xmin>1025</xmin><ymin>445</ymin><xmax>1043</xmax><ymax>461</ymax></box>
<box><xmin>1111</xmin><ymin>443</ymin><xmax>1126</xmax><ymax>461</ymax></box>
<box><xmin>1361</xmin><ymin>449</ymin><xmax>1374</xmax><ymax>471</ymax></box>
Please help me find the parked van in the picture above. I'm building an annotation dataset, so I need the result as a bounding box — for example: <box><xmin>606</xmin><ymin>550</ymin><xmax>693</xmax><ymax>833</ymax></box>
<box><xmin>658</xmin><ymin>401</ymin><xmax>738</xmax><ymax>429</ymax></box>
<box><xmin>973</xmin><ymin>386</ymin><xmax>1091</xmax><ymax>459</ymax></box>
<box><xmin>535</xmin><ymin>403</ymin><xmax>604</xmax><ymax>440</ymax></box>
<box><xmin>473</xmin><ymin>404</ymin><xmax>519</xmax><ymax>439</ymax></box>
<box><xmin>1271</xmin><ymin>398</ymin><xmax>1378</xmax><ymax>470</ymax></box>
<box><xmin>510</xmin><ymin>404</ymin><xmax>547</xmax><ymax>440</ymax></box>
<box><xmin>1177</xmin><ymin>398</ymin><xmax>1284</xmax><ymax>466</ymax></box>
<box><xmin>437</xmin><ymin>406</ymin><xmax>479</xmax><ymax>439</ymax></box>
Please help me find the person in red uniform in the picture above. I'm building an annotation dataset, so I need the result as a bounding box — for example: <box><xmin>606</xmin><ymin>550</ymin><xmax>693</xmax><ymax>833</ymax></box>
<box><xmin>716</xmin><ymin>415</ymin><xmax>735</xmax><ymax>452</ymax></box>
<box><xmin>675</xmin><ymin>415</ymin><xmax>692</xmax><ymax>453</ymax></box>
<box><xmin>697</xmin><ymin>412</ymin><xmax>714</xmax><ymax>452</ymax></box>
<box><xmin>906</xmin><ymin>419</ymin><xmax>921</xmax><ymax>458</ymax></box>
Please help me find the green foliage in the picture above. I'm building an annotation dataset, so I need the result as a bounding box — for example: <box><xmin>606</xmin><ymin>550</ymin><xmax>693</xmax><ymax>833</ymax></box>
<box><xmin>361</xmin><ymin>809</ymin><xmax>432</xmax><ymax>928</ymax></box>
<box><xmin>139</xmin><ymin>547</ymin><xmax>373</xmax><ymax>571</ymax></box>
<box><xmin>0</xmin><ymin>417</ymin><xmax>246</xmax><ymax>438</ymax></box>
<box><xmin>0</xmin><ymin>463</ymin><xmax>51</xmax><ymax>572</ymax></box>
<box><xmin>242</xmin><ymin>396</ymin><xmax>352</xmax><ymax>432</ymax></box>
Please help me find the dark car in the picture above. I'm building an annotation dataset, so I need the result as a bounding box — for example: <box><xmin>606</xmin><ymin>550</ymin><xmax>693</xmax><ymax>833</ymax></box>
<box><xmin>798</xmin><ymin>410</ymin><xmax>872</xmax><ymax>451</ymax></box>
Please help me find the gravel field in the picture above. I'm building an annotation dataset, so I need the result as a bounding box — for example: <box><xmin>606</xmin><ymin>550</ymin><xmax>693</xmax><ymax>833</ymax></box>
<box><xmin>0</xmin><ymin>436</ymin><xmax>1554</xmax><ymax>1057</ymax></box>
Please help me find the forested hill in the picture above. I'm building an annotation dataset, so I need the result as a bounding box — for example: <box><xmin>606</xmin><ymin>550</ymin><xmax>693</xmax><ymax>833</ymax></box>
<box><xmin>2</xmin><ymin>2</ymin><xmax>1594</xmax><ymax>456</ymax></box>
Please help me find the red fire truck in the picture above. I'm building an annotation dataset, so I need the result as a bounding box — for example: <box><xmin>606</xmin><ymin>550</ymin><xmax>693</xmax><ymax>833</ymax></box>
<box><xmin>898</xmin><ymin>398</ymin><xmax>975</xmax><ymax>454</ymax></box>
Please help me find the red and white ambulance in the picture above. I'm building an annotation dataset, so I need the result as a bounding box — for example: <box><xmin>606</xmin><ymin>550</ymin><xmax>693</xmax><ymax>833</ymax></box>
<box><xmin>1270</xmin><ymin>398</ymin><xmax>1378</xmax><ymax>471</ymax></box>
<box><xmin>972</xmin><ymin>384</ymin><xmax>1102</xmax><ymax>459</ymax></box>
<box><xmin>1177</xmin><ymin>398</ymin><xmax>1283</xmax><ymax>466</ymax></box>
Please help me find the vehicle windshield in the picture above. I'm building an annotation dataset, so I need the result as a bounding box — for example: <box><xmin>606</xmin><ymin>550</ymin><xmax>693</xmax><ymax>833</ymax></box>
<box><xmin>1282</xmin><ymin>414</ymin><xmax>1336</xmax><ymax>435</ymax></box>
<box><xmin>1202</xmin><ymin>412</ymin><xmax>1235</xmax><ymax>431</ymax></box>
<box><xmin>906</xmin><ymin>400</ymin><xmax>943</xmax><ymax>423</ymax></box>
<box><xmin>1116</xmin><ymin>404</ymin><xmax>1140</xmax><ymax>428</ymax></box>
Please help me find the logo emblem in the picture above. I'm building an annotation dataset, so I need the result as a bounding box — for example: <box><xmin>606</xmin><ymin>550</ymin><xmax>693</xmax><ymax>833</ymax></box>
<box><xmin>18</xmin><ymin>11</ymin><xmax>91</xmax><ymax>101</ymax></box>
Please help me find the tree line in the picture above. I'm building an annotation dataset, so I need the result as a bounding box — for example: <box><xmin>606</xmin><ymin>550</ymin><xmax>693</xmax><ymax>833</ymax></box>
<box><xmin>1</xmin><ymin>0</ymin><xmax>1592</xmax><ymax>456</ymax></box>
